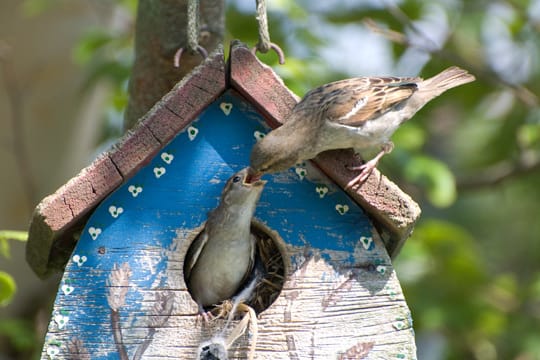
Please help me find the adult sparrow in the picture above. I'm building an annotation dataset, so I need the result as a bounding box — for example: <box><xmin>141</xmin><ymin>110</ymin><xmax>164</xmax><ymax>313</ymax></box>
<box><xmin>184</xmin><ymin>167</ymin><xmax>266</xmax><ymax>319</ymax></box>
<box><xmin>249</xmin><ymin>66</ymin><xmax>475</xmax><ymax>188</ymax></box>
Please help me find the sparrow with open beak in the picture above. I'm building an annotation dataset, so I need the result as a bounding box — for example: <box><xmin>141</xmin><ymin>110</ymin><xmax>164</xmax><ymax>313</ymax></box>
<box><xmin>184</xmin><ymin>167</ymin><xmax>266</xmax><ymax>319</ymax></box>
<box><xmin>249</xmin><ymin>66</ymin><xmax>475</xmax><ymax>188</ymax></box>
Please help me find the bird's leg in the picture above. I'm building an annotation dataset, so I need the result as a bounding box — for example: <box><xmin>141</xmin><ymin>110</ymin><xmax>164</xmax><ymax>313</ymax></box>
<box><xmin>213</xmin><ymin>300</ymin><xmax>234</xmax><ymax>321</ymax></box>
<box><xmin>346</xmin><ymin>142</ymin><xmax>394</xmax><ymax>189</ymax></box>
<box><xmin>195</xmin><ymin>304</ymin><xmax>216</xmax><ymax>325</ymax></box>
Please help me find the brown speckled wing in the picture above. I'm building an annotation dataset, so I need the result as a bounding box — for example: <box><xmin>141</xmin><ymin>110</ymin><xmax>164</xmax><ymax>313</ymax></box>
<box><xmin>183</xmin><ymin>231</ymin><xmax>209</xmax><ymax>281</ymax></box>
<box><xmin>299</xmin><ymin>76</ymin><xmax>421</xmax><ymax>127</ymax></box>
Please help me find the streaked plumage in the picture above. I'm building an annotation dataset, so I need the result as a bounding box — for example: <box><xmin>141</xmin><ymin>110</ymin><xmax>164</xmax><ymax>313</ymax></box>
<box><xmin>249</xmin><ymin>66</ymin><xmax>475</xmax><ymax>188</ymax></box>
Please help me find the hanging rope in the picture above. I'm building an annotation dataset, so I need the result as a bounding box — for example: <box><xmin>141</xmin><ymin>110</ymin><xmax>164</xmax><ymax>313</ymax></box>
<box><xmin>253</xmin><ymin>0</ymin><xmax>285</xmax><ymax>64</ymax></box>
<box><xmin>174</xmin><ymin>0</ymin><xmax>208</xmax><ymax>68</ymax></box>
<box><xmin>187</xmin><ymin>0</ymin><xmax>200</xmax><ymax>54</ymax></box>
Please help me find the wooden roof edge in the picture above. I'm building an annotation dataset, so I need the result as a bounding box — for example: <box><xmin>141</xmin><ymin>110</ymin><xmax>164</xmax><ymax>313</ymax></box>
<box><xmin>229</xmin><ymin>41</ymin><xmax>421</xmax><ymax>258</ymax></box>
<box><xmin>315</xmin><ymin>150</ymin><xmax>421</xmax><ymax>258</ymax></box>
<box><xmin>26</xmin><ymin>46</ymin><xmax>227</xmax><ymax>278</ymax></box>
<box><xmin>26</xmin><ymin>41</ymin><xmax>420</xmax><ymax>279</ymax></box>
<box><xmin>228</xmin><ymin>40</ymin><xmax>300</xmax><ymax>128</ymax></box>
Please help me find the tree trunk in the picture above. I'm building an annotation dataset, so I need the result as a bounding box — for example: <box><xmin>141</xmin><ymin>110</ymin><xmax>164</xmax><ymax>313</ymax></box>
<box><xmin>125</xmin><ymin>0</ymin><xmax>225</xmax><ymax>129</ymax></box>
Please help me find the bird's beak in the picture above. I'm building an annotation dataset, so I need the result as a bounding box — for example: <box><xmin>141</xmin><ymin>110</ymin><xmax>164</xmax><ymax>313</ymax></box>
<box><xmin>245</xmin><ymin>176</ymin><xmax>266</xmax><ymax>187</ymax></box>
<box><xmin>245</xmin><ymin>168</ymin><xmax>265</xmax><ymax>186</ymax></box>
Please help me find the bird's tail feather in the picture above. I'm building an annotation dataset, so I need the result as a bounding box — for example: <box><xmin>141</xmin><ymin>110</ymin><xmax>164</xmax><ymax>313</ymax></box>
<box><xmin>420</xmin><ymin>66</ymin><xmax>475</xmax><ymax>97</ymax></box>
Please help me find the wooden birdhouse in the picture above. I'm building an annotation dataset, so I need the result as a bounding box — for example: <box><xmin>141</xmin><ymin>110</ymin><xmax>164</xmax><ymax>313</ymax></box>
<box><xmin>27</xmin><ymin>41</ymin><xmax>421</xmax><ymax>359</ymax></box>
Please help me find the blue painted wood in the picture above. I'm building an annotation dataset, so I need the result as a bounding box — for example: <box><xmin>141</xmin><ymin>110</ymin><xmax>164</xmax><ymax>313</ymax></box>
<box><xmin>42</xmin><ymin>90</ymin><xmax>380</xmax><ymax>359</ymax></box>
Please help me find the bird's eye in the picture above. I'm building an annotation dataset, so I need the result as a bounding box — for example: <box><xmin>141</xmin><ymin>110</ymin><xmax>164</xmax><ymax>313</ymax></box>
<box><xmin>232</xmin><ymin>176</ymin><xmax>242</xmax><ymax>183</ymax></box>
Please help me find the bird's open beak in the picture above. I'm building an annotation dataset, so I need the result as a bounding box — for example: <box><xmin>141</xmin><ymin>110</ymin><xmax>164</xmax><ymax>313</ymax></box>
<box><xmin>244</xmin><ymin>176</ymin><xmax>266</xmax><ymax>187</ymax></box>
<box><xmin>245</xmin><ymin>168</ymin><xmax>265</xmax><ymax>186</ymax></box>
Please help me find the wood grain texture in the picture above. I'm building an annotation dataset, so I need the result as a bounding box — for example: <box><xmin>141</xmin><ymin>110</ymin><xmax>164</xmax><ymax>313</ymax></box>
<box><xmin>26</xmin><ymin>47</ymin><xmax>226</xmax><ymax>278</ymax></box>
<box><xmin>229</xmin><ymin>40</ymin><xmax>299</xmax><ymax>129</ymax></box>
<box><xmin>26</xmin><ymin>154</ymin><xmax>123</xmax><ymax>277</ymax></box>
<box><xmin>229</xmin><ymin>41</ymin><xmax>420</xmax><ymax>258</ymax></box>
<box><xmin>40</xmin><ymin>92</ymin><xmax>416</xmax><ymax>359</ymax></box>
<box><xmin>315</xmin><ymin>149</ymin><xmax>421</xmax><ymax>257</ymax></box>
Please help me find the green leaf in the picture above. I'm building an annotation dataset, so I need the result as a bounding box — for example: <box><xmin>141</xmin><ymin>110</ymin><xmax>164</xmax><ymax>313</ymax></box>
<box><xmin>82</xmin><ymin>60</ymin><xmax>131</xmax><ymax>91</ymax></box>
<box><xmin>404</xmin><ymin>155</ymin><xmax>457</xmax><ymax>207</ymax></box>
<box><xmin>393</xmin><ymin>122</ymin><xmax>426</xmax><ymax>151</ymax></box>
<box><xmin>119</xmin><ymin>0</ymin><xmax>137</xmax><ymax>14</ymax></box>
<box><xmin>0</xmin><ymin>271</ymin><xmax>16</xmax><ymax>306</ymax></box>
<box><xmin>409</xmin><ymin>219</ymin><xmax>482</xmax><ymax>278</ymax></box>
<box><xmin>0</xmin><ymin>230</ymin><xmax>28</xmax><ymax>242</ymax></box>
<box><xmin>476</xmin><ymin>308</ymin><xmax>507</xmax><ymax>336</ymax></box>
<box><xmin>111</xmin><ymin>86</ymin><xmax>129</xmax><ymax>111</ymax></box>
<box><xmin>22</xmin><ymin>0</ymin><xmax>58</xmax><ymax>17</ymax></box>
<box><xmin>73</xmin><ymin>30</ymin><xmax>114</xmax><ymax>65</ymax></box>
<box><xmin>518</xmin><ymin>123</ymin><xmax>540</xmax><ymax>149</ymax></box>
<box><xmin>0</xmin><ymin>238</ymin><xmax>8</xmax><ymax>259</ymax></box>
<box><xmin>0</xmin><ymin>318</ymin><xmax>36</xmax><ymax>351</ymax></box>
<box><xmin>0</xmin><ymin>230</ymin><xmax>28</xmax><ymax>259</ymax></box>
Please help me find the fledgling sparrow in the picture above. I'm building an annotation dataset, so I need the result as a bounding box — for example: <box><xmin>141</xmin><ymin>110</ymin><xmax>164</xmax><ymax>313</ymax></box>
<box><xmin>184</xmin><ymin>167</ymin><xmax>266</xmax><ymax>319</ymax></box>
<box><xmin>249</xmin><ymin>66</ymin><xmax>475</xmax><ymax>188</ymax></box>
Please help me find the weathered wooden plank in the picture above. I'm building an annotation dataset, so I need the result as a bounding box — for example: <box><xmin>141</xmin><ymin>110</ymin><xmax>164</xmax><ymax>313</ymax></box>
<box><xmin>161</xmin><ymin>50</ymin><xmax>226</xmax><ymax>124</ymax></box>
<box><xmin>109</xmin><ymin>124</ymin><xmax>162</xmax><ymax>179</ymax></box>
<box><xmin>40</xmin><ymin>91</ymin><xmax>416</xmax><ymax>359</ymax></box>
<box><xmin>32</xmin><ymin>40</ymin><xmax>418</xmax><ymax>359</ymax></box>
<box><xmin>140</xmin><ymin>45</ymin><xmax>226</xmax><ymax>144</ymax></box>
<box><xmin>229</xmin><ymin>40</ymin><xmax>299</xmax><ymax>128</ymax></box>
<box><xmin>229</xmin><ymin>41</ymin><xmax>420</xmax><ymax>258</ymax></box>
<box><xmin>26</xmin><ymin>46</ymin><xmax>226</xmax><ymax>278</ymax></box>
<box><xmin>26</xmin><ymin>155</ymin><xmax>123</xmax><ymax>277</ymax></box>
<box><xmin>315</xmin><ymin>149</ymin><xmax>421</xmax><ymax>257</ymax></box>
<box><xmin>141</xmin><ymin>104</ymin><xmax>187</xmax><ymax>144</ymax></box>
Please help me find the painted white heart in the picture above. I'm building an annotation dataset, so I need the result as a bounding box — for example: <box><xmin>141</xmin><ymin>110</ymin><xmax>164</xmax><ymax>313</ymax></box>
<box><xmin>315</xmin><ymin>185</ymin><xmax>329</xmax><ymax>198</ymax></box>
<box><xmin>220</xmin><ymin>102</ymin><xmax>233</xmax><ymax>115</ymax></box>
<box><xmin>61</xmin><ymin>284</ymin><xmax>74</xmax><ymax>295</ymax></box>
<box><xmin>88</xmin><ymin>226</ymin><xmax>102</xmax><ymax>240</ymax></box>
<box><xmin>54</xmin><ymin>314</ymin><xmax>69</xmax><ymax>329</ymax></box>
<box><xmin>109</xmin><ymin>205</ymin><xmax>124</xmax><ymax>218</ymax></box>
<box><xmin>153</xmin><ymin>167</ymin><xmax>166</xmax><ymax>178</ymax></box>
<box><xmin>393</xmin><ymin>320</ymin><xmax>406</xmax><ymax>330</ymax></box>
<box><xmin>295</xmin><ymin>167</ymin><xmax>307</xmax><ymax>180</ymax></box>
<box><xmin>161</xmin><ymin>152</ymin><xmax>174</xmax><ymax>164</ymax></box>
<box><xmin>253</xmin><ymin>130</ymin><xmax>266</xmax><ymax>141</ymax></box>
<box><xmin>128</xmin><ymin>185</ymin><xmax>143</xmax><ymax>197</ymax></box>
<box><xmin>335</xmin><ymin>204</ymin><xmax>349</xmax><ymax>215</ymax></box>
<box><xmin>187</xmin><ymin>126</ymin><xmax>199</xmax><ymax>141</ymax></box>
<box><xmin>47</xmin><ymin>346</ymin><xmax>60</xmax><ymax>357</ymax></box>
<box><xmin>72</xmin><ymin>254</ymin><xmax>87</xmax><ymax>266</ymax></box>
<box><xmin>360</xmin><ymin>236</ymin><xmax>373</xmax><ymax>250</ymax></box>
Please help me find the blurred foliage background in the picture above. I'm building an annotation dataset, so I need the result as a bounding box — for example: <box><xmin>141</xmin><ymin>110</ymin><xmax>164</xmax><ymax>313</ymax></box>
<box><xmin>1</xmin><ymin>0</ymin><xmax>539</xmax><ymax>359</ymax></box>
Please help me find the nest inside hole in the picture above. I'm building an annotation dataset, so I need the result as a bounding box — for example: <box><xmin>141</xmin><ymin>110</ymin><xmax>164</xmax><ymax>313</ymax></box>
<box><xmin>184</xmin><ymin>219</ymin><xmax>287</xmax><ymax>317</ymax></box>
<box><xmin>242</xmin><ymin>219</ymin><xmax>287</xmax><ymax>314</ymax></box>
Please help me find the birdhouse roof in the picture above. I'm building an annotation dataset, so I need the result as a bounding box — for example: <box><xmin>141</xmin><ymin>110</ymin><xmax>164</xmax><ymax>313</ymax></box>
<box><xmin>26</xmin><ymin>41</ymin><xmax>420</xmax><ymax>278</ymax></box>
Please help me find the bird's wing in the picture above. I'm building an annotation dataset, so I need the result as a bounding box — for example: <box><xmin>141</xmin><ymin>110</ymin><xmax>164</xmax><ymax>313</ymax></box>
<box><xmin>308</xmin><ymin>77</ymin><xmax>421</xmax><ymax>127</ymax></box>
<box><xmin>183</xmin><ymin>230</ymin><xmax>209</xmax><ymax>280</ymax></box>
<box><xmin>238</xmin><ymin>233</ymin><xmax>257</xmax><ymax>287</ymax></box>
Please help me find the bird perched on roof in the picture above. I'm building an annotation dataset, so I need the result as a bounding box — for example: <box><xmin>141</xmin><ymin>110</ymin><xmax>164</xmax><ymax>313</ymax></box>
<box><xmin>249</xmin><ymin>66</ymin><xmax>475</xmax><ymax>188</ymax></box>
<box><xmin>184</xmin><ymin>167</ymin><xmax>266</xmax><ymax>320</ymax></box>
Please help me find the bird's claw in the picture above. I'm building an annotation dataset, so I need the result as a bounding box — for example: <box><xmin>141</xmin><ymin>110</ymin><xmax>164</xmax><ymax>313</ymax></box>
<box><xmin>195</xmin><ymin>310</ymin><xmax>215</xmax><ymax>325</ymax></box>
<box><xmin>345</xmin><ymin>160</ymin><xmax>378</xmax><ymax>189</ymax></box>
